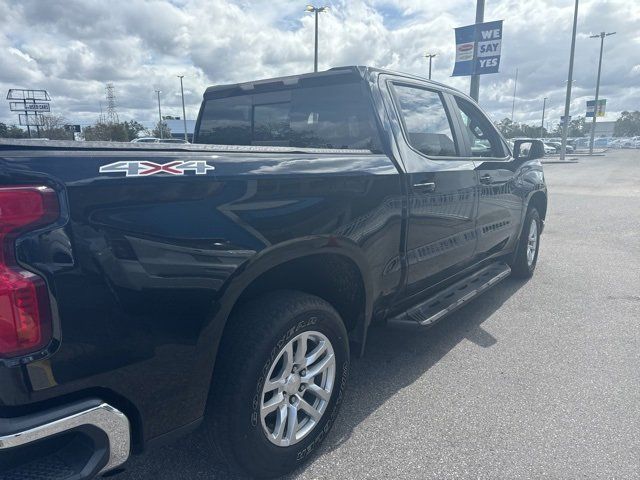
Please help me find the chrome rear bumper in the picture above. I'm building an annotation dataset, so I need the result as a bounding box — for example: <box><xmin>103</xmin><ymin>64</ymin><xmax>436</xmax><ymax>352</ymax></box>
<box><xmin>0</xmin><ymin>401</ymin><xmax>130</xmax><ymax>475</ymax></box>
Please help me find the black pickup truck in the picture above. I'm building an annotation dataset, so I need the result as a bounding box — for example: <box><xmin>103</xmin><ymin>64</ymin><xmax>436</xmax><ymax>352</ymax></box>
<box><xmin>0</xmin><ymin>66</ymin><xmax>547</xmax><ymax>479</ymax></box>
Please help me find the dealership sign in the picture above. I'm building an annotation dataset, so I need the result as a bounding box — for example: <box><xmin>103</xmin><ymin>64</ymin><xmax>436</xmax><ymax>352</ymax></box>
<box><xmin>9</xmin><ymin>101</ymin><xmax>50</xmax><ymax>112</ymax></box>
<box><xmin>586</xmin><ymin>99</ymin><xmax>606</xmax><ymax>118</ymax></box>
<box><xmin>18</xmin><ymin>113</ymin><xmax>45</xmax><ymax>126</ymax></box>
<box><xmin>452</xmin><ymin>20</ymin><xmax>503</xmax><ymax>77</ymax></box>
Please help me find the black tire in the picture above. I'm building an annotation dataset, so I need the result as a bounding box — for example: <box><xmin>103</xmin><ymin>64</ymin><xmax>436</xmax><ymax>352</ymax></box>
<box><xmin>510</xmin><ymin>207</ymin><xmax>541</xmax><ymax>278</ymax></box>
<box><xmin>206</xmin><ymin>290</ymin><xmax>350</xmax><ymax>478</ymax></box>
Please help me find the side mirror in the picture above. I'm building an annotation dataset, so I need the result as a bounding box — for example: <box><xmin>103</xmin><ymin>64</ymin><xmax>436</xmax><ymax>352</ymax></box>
<box><xmin>513</xmin><ymin>139</ymin><xmax>545</xmax><ymax>160</ymax></box>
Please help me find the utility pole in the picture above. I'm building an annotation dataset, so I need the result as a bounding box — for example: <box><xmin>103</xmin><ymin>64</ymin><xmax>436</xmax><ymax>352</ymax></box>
<box><xmin>588</xmin><ymin>31</ymin><xmax>616</xmax><ymax>154</ymax></box>
<box><xmin>178</xmin><ymin>75</ymin><xmax>188</xmax><ymax>143</ymax></box>
<box><xmin>306</xmin><ymin>5</ymin><xmax>328</xmax><ymax>72</ymax></box>
<box><xmin>511</xmin><ymin>68</ymin><xmax>518</xmax><ymax>121</ymax></box>
<box><xmin>155</xmin><ymin>90</ymin><xmax>163</xmax><ymax>139</ymax></box>
<box><xmin>540</xmin><ymin>97</ymin><xmax>547</xmax><ymax>138</ymax></box>
<box><xmin>424</xmin><ymin>53</ymin><xmax>436</xmax><ymax>80</ymax></box>
<box><xmin>560</xmin><ymin>0</ymin><xmax>579</xmax><ymax>161</ymax></box>
<box><xmin>469</xmin><ymin>0</ymin><xmax>484</xmax><ymax>101</ymax></box>
<box><xmin>105</xmin><ymin>83</ymin><xmax>118</xmax><ymax>124</ymax></box>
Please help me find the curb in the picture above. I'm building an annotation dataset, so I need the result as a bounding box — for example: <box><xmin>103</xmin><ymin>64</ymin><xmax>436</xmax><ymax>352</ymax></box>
<box><xmin>542</xmin><ymin>159</ymin><xmax>579</xmax><ymax>164</ymax></box>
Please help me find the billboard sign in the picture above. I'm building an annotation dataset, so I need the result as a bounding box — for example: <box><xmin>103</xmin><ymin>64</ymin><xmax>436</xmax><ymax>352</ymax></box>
<box><xmin>19</xmin><ymin>114</ymin><xmax>45</xmax><ymax>126</ymax></box>
<box><xmin>10</xmin><ymin>101</ymin><xmax>50</xmax><ymax>112</ymax></box>
<box><xmin>453</xmin><ymin>20</ymin><xmax>503</xmax><ymax>76</ymax></box>
<box><xmin>586</xmin><ymin>99</ymin><xmax>606</xmax><ymax>118</ymax></box>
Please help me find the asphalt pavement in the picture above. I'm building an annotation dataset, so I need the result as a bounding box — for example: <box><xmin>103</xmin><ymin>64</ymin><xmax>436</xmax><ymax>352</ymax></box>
<box><xmin>116</xmin><ymin>149</ymin><xmax>640</xmax><ymax>480</ymax></box>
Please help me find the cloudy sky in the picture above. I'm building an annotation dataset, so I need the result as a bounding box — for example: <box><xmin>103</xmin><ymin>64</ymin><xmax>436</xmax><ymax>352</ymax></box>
<box><xmin>0</xmin><ymin>0</ymin><xmax>638</xmax><ymax>129</ymax></box>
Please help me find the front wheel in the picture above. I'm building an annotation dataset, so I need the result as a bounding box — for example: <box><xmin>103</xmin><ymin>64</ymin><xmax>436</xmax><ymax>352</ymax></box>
<box><xmin>510</xmin><ymin>207</ymin><xmax>541</xmax><ymax>278</ymax></box>
<box><xmin>206</xmin><ymin>290</ymin><xmax>350</xmax><ymax>478</ymax></box>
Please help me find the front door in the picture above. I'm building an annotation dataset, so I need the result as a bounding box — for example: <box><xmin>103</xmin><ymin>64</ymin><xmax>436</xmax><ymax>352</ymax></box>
<box><xmin>450</xmin><ymin>95</ymin><xmax>523</xmax><ymax>261</ymax></box>
<box><xmin>385</xmin><ymin>81</ymin><xmax>479</xmax><ymax>300</ymax></box>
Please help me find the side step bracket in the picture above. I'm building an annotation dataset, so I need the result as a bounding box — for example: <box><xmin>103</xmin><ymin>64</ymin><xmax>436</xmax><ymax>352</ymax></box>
<box><xmin>389</xmin><ymin>262</ymin><xmax>511</xmax><ymax>327</ymax></box>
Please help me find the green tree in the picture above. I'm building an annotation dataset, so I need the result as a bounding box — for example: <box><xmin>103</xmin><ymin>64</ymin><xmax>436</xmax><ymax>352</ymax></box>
<box><xmin>40</xmin><ymin>115</ymin><xmax>73</xmax><ymax>140</ymax></box>
<box><xmin>123</xmin><ymin>120</ymin><xmax>146</xmax><ymax>141</ymax></box>
<box><xmin>495</xmin><ymin>118</ymin><xmax>547</xmax><ymax>139</ymax></box>
<box><xmin>567</xmin><ymin>116</ymin><xmax>588</xmax><ymax>137</ymax></box>
<box><xmin>550</xmin><ymin>116</ymin><xmax>589</xmax><ymax>137</ymax></box>
<box><xmin>83</xmin><ymin>122</ymin><xmax>129</xmax><ymax>142</ymax></box>
<box><xmin>152</xmin><ymin>121</ymin><xmax>171</xmax><ymax>139</ymax></box>
<box><xmin>613</xmin><ymin>111</ymin><xmax>640</xmax><ymax>137</ymax></box>
<box><xmin>0</xmin><ymin>122</ymin><xmax>29</xmax><ymax>138</ymax></box>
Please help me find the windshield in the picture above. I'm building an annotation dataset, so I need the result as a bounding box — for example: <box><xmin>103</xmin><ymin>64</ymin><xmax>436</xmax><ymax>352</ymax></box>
<box><xmin>196</xmin><ymin>81</ymin><xmax>381</xmax><ymax>151</ymax></box>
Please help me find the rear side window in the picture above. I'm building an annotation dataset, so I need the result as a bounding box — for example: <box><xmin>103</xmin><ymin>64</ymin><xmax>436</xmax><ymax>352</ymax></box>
<box><xmin>197</xmin><ymin>82</ymin><xmax>381</xmax><ymax>151</ymax></box>
<box><xmin>392</xmin><ymin>84</ymin><xmax>458</xmax><ymax>157</ymax></box>
<box><xmin>455</xmin><ymin>96</ymin><xmax>506</xmax><ymax>158</ymax></box>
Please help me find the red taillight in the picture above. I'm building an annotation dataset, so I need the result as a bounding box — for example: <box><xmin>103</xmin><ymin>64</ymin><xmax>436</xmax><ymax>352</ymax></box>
<box><xmin>0</xmin><ymin>186</ymin><xmax>59</xmax><ymax>358</ymax></box>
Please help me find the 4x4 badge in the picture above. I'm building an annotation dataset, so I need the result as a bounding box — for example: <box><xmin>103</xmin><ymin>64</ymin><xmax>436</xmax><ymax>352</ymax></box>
<box><xmin>99</xmin><ymin>160</ymin><xmax>215</xmax><ymax>177</ymax></box>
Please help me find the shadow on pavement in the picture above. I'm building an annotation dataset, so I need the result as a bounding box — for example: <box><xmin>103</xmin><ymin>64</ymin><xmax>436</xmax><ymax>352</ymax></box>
<box><xmin>116</xmin><ymin>278</ymin><xmax>528</xmax><ymax>480</ymax></box>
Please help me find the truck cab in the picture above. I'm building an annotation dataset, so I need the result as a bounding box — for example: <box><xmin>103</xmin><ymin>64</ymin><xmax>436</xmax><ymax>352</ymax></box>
<box><xmin>0</xmin><ymin>66</ymin><xmax>546</xmax><ymax>479</ymax></box>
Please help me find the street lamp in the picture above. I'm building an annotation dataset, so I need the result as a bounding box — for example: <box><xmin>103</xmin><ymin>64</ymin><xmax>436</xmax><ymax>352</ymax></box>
<box><xmin>155</xmin><ymin>89</ymin><xmax>163</xmax><ymax>139</ymax></box>
<box><xmin>540</xmin><ymin>97</ymin><xmax>547</xmax><ymax>138</ymax></box>
<box><xmin>560</xmin><ymin>0</ymin><xmax>579</xmax><ymax>161</ymax></box>
<box><xmin>306</xmin><ymin>5</ymin><xmax>328</xmax><ymax>72</ymax></box>
<box><xmin>178</xmin><ymin>75</ymin><xmax>188</xmax><ymax>143</ymax></box>
<box><xmin>588</xmin><ymin>31</ymin><xmax>616</xmax><ymax>155</ymax></box>
<box><xmin>511</xmin><ymin>68</ymin><xmax>519</xmax><ymax>121</ymax></box>
<box><xmin>424</xmin><ymin>53</ymin><xmax>436</xmax><ymax>80</ymax></box>
<box><xmin>469</xmin><ymin>0</ymin><xmax>485</xmax><ymax>101</ymax></box>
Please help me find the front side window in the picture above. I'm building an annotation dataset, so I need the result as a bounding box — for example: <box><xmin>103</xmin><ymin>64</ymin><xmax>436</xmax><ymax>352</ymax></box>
<box><xmin>197</xmin><ymin>82</ymin><xmax>381</xmax><ymax>151</ymax></box>
<box><xmin>455</xmin><ymin>96</ymin><xmax>505</xmax><ymax>158</ymax></box>
<box><xmin>392</xmin><ymin>84</ymin><xmax>458</xmax><ymax>157</ymax></box>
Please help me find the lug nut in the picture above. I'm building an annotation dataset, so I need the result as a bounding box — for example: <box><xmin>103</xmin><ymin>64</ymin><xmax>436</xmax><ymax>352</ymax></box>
<box><xmin>299</xmin><ymin>385</ymin><xmax>306</xmax><ymax>392</ymax></box>
<box><xmin>290</xmin><ymin>396</ymin><xmax>296</xmax><ymax>404</ymax></box>
<box><xmin>300</xmin><ymin>369</ymin><xmax>306</xmax><ymax>376</ymax></box>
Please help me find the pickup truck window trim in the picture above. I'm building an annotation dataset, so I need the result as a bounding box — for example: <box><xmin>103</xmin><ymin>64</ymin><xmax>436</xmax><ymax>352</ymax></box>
<box><xmin>448</xmin><ymin>93</ymin><xmax>512</xmax><ymax>162</ymax></box>
<box><xmin>386</xmin><ymin>80</ymin><xmax>465</xmax><ymax>164</ymax></box>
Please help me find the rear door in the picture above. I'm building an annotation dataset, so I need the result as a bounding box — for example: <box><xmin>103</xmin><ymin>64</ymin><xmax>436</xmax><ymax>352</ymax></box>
<box><xmin>381</xmin><ymin>78</ymin><xmax>478</xmax><ymax>301</ymax></box>
<box><xmin>450</xmin><ymin>94</ymin><xmax>523</xmax><ymax>261</ymax></box>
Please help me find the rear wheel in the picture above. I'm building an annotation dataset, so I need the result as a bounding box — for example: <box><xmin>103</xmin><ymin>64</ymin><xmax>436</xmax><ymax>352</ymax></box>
<box><xmin>206</xmin><ymin>290</ymin><xmax>350</xmax><ymax>478</ymax></box>
<box><xmin>510</xmin><ymin>207</ymin><xmax>541</xmax><ymax>278</ymax></box>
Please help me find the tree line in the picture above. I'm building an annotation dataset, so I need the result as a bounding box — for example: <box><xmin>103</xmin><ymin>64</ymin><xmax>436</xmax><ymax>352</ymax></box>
<box><xmin>496</xmin><ymin>111</ymin><xmax>640</xmax><ymax>139</ymax></box>
<box><xmin>2</xmin><ymin>111</ymin><xmax>638</xmax><ymax>142</ymax></box>
<box><xmin>0</xmin><ymin>115</ymin><xmax>171</xmax><ymax>141</ymax></box>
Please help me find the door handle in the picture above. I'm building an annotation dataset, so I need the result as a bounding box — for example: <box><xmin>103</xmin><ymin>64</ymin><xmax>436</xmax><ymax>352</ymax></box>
<box><xmin>480</xmin><ymin>174</ymin><xmax>492</xmax><ymax>185</ymax></box>
<box><xmin>412</xmin><ymin>182</ymin><xmax>436</xmax><ymax>193</ymax></box>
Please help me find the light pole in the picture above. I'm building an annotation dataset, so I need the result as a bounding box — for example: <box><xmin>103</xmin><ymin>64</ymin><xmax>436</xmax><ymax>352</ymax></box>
<box><xmin>424</xmin><ymin>53</ymin><xmax>436</xmax><ymax>80</ymax></box>
<box><xmin>155</xmin><ymin>90</ymin><xmax>163</xmax><ymax>139</ymax></box>
<box><xmin>540</xmin><ymin>97</ymin><xmax>547</xmax><ymax>138</ymax></box>
<box><xmin>178</xmin><ymin>75</ymin><xmax>188</xmax><ymax>143</ymax></box>
<box><xmin>306</xmin><ymin>5</ymin><xmax>328</xmax><ymax>72</ymax></box>
<box><xmin>511</xmin><ymin>68</ymin><xmax>518</xmax><ymax>121</ymax></box>
<box><xmin>469</xmin><ymin>0</ymin><xmax>484</xmax><ymax>101</ymax></box>
<box><xmin>560</xmin><ymin>0</ymin><xmax>579</xmax><ymax>161</ymax></box>
<box><xmin>588</xmin><ymin>31</ymin><xmax>616</xmax><ymax>155</ymax></box>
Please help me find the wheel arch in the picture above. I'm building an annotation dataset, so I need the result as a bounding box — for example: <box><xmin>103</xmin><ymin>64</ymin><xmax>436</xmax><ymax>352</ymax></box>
<box><xmin>528</xmin><ymin>190</ymin><xmax>548</xmax><ymax>221</ymax></box>
<box><xmin>208</xmin><ymin>237</ymin><xmax>374</xmax><ymax>366</ymax></box>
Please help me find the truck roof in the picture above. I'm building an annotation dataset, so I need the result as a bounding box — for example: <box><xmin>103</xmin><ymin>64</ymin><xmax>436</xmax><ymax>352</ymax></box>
<box><xmin>202</xmin><ymin>65</ymin><xmax>453</xmax><ymax>99</ymax></box>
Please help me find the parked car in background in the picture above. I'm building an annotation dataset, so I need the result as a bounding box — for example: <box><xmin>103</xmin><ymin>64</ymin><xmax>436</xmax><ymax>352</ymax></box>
<box><xmin>543</xmin><ymin>143</ymin><xmax>556</xmax><ymax>155</ymax></box>
<box><xmin>546</xmin><ymin>141</ymin><xmax>574</xmax><ymax>154</ymax></box>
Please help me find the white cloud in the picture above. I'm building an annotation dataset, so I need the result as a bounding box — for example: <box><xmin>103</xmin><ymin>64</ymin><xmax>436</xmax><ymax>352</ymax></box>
<box><xmin>0</xmin><ymin>0</ymin><xmax>637</xmax><ymax>128</ymax></box>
